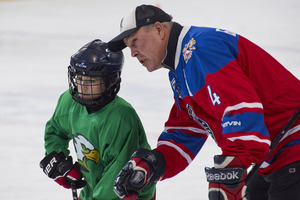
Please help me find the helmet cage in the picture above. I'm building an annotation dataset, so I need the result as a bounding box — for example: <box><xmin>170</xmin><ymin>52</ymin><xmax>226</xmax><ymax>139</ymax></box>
<box><xmin>68</xmin><ymin>65</ymin><xmax>121</xmax><ymax>107</ymax></box>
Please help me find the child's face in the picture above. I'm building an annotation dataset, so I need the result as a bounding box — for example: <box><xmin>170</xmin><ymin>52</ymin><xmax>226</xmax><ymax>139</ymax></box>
<box><xmin>76</xmin><ymin>75</ymin><xmax>106</xmax><ymax>100</ymax></box>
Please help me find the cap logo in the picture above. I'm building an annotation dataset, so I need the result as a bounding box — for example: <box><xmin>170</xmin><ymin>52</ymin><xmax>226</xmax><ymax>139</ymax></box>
<box><xmin>146</xmin><ymin>18</ymin><xmax>151</xmax><ymax>23</ymax></box>
<box><xmin>119</xmin><ymin>9</ymin><xmax>137</xmax><ymax>33</ymax></box>
<box><xmin>120</xmin><ymin>18</ymin><xmax>124</xmax><ymax>31</ymax></box>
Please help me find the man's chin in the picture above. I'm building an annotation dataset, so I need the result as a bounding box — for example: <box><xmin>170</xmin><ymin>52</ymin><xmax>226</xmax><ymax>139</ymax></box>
<box><xmin>146</xmin><ymin>67</ymin><xmax>155</xmax><ymax>72</ymax></box>
<box><xmin>145</xmin><ymin>64</ymin><xmax>163</xmax><ymax>72</ymax></box>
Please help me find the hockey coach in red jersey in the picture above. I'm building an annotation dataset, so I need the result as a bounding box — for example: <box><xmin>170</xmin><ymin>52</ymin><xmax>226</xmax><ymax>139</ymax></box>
<box><xmin>107</xmin><ymin>4</ymin><xmax>300</xmax><ymax>200</ymax></box>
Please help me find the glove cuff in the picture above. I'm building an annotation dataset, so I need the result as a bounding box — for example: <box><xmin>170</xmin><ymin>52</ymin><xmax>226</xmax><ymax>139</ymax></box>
<box><xmin>64</xmin><ymin>164</ymin><xmax>87</xmax><ymax>189</ymax></box>
<box><xmin>205</xmin><ymin>167</ymin><xmax>246</xmax><ymax>184</ymax></box>
<box><xmin>206</xmin><ymin>155</ymin><xmax>248</xmax><ymax>200</ymax></box>
<box><xmin>205</xmin><ymin>155</ymin><xmax>247</xmax><ymax>184</ymax></box>
<box><xmin>131</xmin><ymin>148</ymin><xmax>166</xmax><ymax>183</ymax></box>
<box><xmin>213</xmin><ymin>155</ymin><xmax>245</xmax><ymax>169</ymax></box>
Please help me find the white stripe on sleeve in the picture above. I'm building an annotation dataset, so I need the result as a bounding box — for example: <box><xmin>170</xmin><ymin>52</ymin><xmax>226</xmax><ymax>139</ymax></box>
<box><xmin>164</xmin><ymin>126</ymin><xmax>208</xmax><ymax>135</ymax></box>
<box><xmin>228</xmin><ymin>135</ymin><xmax>271</xmax><ymax>145</ymax></box>
<box><xmin>222</xmin><ymin>102</ymin><xmax>263</xmax><ymax>120</ymax></box>
<box><xmin>157</xmin><ymin>141</ymin><xmax>193</xmax><ymax>164</ymax></box>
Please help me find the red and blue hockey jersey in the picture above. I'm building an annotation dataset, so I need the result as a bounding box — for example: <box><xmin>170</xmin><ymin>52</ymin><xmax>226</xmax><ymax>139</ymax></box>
<box><xmin>155</xmin><ymin>23</ymin><xmax>300</xmax><ymax>179</ymax></box>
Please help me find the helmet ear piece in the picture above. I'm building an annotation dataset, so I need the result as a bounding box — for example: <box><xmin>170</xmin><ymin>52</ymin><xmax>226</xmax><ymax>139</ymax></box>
<box><xmin>108</xmin><ymin>72</ymin><xmax>121</xmax><ymax>85</ymax></box>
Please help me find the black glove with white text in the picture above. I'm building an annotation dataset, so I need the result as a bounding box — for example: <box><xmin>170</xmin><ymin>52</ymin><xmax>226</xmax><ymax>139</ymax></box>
<box><xmin>40</xmin><ymin>151</ymin><xmax>86</xmax><ymax>189</ymax></box>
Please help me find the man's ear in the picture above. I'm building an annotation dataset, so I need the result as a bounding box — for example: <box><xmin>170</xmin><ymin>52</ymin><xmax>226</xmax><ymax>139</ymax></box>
<box><xmin>154</xmin><ymin>22</ymin><xmax>165</xmax><ymax>39</ymax></box>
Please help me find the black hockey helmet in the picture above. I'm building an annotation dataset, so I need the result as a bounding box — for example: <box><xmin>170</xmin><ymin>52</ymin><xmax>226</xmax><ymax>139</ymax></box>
<box><xmin>68</xmin><ymin>39</ymin><xmax>124</xmax><ymax>109</ymax></box>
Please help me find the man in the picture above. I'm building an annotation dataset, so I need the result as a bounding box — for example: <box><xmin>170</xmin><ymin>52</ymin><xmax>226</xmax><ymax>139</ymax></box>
<box><xmin>39</xmin><ymin>39</ymin><xmax>156</xmax><ymax>200</ymax></box>
<box><xmin>107</xmin><ymin>4</ymin><xmax>300</xmax><ymax>200</ymax></box>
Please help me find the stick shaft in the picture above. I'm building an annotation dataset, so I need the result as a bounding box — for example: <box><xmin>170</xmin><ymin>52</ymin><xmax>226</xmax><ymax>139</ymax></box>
<box><xmin>245</xmin><ymin>108</ymin><xmax>300</xmax><ymax>184</ymax></box>
<box><xmin>71</xmin><ymin>182</ymin><xmax>78</xmax><ymax>200</ymax></box>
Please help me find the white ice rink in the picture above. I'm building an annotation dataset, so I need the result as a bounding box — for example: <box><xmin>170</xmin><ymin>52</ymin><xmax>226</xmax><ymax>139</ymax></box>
<box><xmin>1</xmin><ymin>0</ymin><xmax>299</xmax><ymax>199</ymax></box>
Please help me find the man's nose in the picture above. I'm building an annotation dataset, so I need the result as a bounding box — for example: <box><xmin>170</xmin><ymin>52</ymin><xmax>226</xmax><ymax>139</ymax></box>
<box><xmin>130</xmin><ymin>48</ymin><xmax>138</xmax><ymax>57</ymax></box>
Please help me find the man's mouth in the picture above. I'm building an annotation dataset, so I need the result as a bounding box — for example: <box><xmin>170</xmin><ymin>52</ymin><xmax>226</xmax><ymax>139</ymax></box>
<box><xmin>139</xmin><ymin>59</ymin><xmax>145</xmax><ymax>65</ymax></box>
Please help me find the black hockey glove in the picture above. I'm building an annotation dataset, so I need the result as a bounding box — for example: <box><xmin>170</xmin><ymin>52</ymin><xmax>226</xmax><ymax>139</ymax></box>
<box><xmin>114</xmin><ymin>148</ymin><xmax>166</xmax><ymax>199</ymax></box>
<box><xmin>40</xmin><ymin>151</ymin><xmax>86</xmax><ymax>189</ymax></box>
<box><xmin>205</xmin><ymin>155</ymin><xmax>248</xmax><ymax>200</ymax></box>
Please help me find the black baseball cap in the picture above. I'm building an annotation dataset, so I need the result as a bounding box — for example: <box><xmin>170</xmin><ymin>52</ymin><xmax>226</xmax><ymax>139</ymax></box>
<box><xmin>108</xmin><ymin>4</ymin><xmax>172</xmax><ymax>52</ymax></box>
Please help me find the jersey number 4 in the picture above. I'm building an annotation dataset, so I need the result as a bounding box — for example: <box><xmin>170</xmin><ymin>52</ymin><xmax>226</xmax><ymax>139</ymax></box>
<box><xmin>207</xmin><ymin>85</ymin><xmax>221</xmax><ymax>106</ymax></box>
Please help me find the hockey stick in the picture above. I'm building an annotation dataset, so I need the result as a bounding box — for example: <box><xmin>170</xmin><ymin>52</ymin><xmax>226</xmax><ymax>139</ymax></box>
<box><xmin>71</xmin><ymin>182</ymin><xmax>78</xmax><ymax>200</ymax></box>
<box><xmin>244</xmin><ymin>107</ymin><xmax>300</xmax><ymax>184</ymax></box>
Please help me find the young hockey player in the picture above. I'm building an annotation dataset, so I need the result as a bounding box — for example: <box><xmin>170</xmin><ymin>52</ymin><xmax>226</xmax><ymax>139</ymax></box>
<box><xmin>107</xmin><ymin>4</ymin><xmax>300</xmax><ymax>200</ymax></box>
<box><xmin>39</xmin><ymin>39</ymin><xmax>156</xmax><ymax>200</ymax></box>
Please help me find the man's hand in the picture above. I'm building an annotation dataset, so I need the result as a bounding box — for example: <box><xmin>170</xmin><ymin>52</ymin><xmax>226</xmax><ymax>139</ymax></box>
<box><xmin>40</xmin><ymin>151</ymin><xmax>86</xmax><ymax>189</ymax></box>
<box><xmin>205</xmin><ymin>155</ymin><xmax>248</xmax><ymax>200</ymax></box>
<box><xmin>114</xmin><ymin>148</ymin><xmax>166</xmax><ymax>199</ymax></box>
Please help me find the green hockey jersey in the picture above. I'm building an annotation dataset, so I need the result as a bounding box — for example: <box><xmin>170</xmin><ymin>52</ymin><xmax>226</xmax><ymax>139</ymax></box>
<box><xmin>43</xmin><ymin>91</ymin><xmax>155</xmax><ymax>200</ymax></box>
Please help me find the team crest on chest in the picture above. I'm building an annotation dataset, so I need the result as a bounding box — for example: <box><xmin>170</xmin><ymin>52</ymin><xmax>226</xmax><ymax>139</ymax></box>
<box><xmin>73</xmin><ymin>134</ymin><xmax>100</xmax><ymax>172</ymax></box>
<box><xmin>182</xmin><ymin>38</ymin><xmax>196</xmax><ymax>64</ymax></box>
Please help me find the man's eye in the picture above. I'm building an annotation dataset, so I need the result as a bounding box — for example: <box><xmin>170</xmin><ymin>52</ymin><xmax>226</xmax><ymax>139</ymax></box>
<box><xmin>132</xmin><ymin>39</ymin><xmax>137</xmax><ymax>45</ymax></box>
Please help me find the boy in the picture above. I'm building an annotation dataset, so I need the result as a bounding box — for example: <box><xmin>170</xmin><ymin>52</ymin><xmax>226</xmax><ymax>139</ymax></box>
<box><xmin>40</xmin><ymin>39</ymin><xmax>156</xmax><ymax>200</ymax></box>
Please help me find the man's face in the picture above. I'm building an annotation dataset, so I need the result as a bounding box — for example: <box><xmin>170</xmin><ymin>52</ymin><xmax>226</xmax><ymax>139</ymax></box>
<box><xmin>76</xmin><ymin>75</ymin><xmax>106</xmax><ymax>100</ymax></box>
<box><xmin>124</xmin><ymin>23</ymin><xmax>166</xmax><ymax>72</ymax></box>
